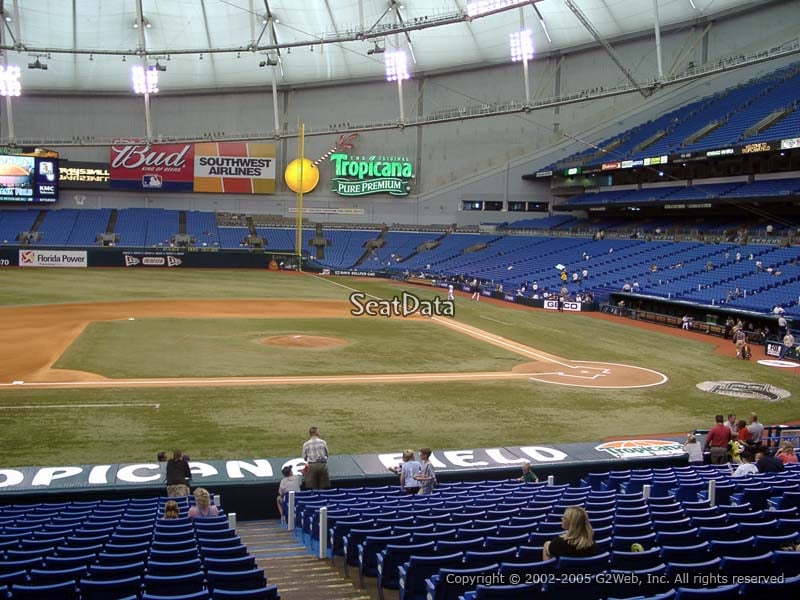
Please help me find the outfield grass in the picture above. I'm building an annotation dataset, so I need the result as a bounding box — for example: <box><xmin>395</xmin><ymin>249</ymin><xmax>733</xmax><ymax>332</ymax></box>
<box><xmin>0</xmin><ymin>269</ymin><xmax>797</xmax><ymax>467</ymax></box>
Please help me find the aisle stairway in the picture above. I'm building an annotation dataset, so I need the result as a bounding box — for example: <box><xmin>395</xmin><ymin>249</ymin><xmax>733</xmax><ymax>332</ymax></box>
<box><xmin>238</xmin><ymin>520</ymin><xmax>382</xmax><ymax>600</ymax></box>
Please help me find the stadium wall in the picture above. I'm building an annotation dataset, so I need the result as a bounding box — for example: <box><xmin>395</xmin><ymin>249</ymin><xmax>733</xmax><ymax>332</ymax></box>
<box><xmin>4</xmin><ymin>1</ymin><xmax>799</xmax><ymax>226</ymax></box>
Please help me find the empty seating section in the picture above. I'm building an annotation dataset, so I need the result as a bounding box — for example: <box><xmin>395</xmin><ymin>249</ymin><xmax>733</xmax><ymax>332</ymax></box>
<box><xmin>0</xmin><ymin>496</ymin><xmax>277</xmax><ymax>599</ymax></box>
<box><xmin>66</xmin><ymin>209</ymin><xmax>112</xmax><ymax>246</ymax></box>
<box><xmin>0</xmin><ymin>210</ymin><xmax>38</xmax><ymax>244</ymax></box>
<box><xmin>365</xmin><ymin>231</ymin><xmax>437</xmax><ymax>268</ymax></box>
<box><xmin>555</xmin><ymin>62</ymin><xmax>800</xmax><ymax>167</ymax></box>
<box><xmin>2</xmin><ymin>206</ymin><xmax>797</xmax><ymax>314</ymax></box>
<box><xmin>562</xmin><ymin>179</ymin><xmax>800</xmax><ymax>207</ymax></box>
<box><xmin>185</xmin><ymin>211</ymin><xmax>221</xmax><ymax>247</ymax></box>
<box><xmin>504</xmin><ymin>215</ymin><xmax>578</xmax><ymax>230</ymax></box>
<box><xmin>290</xmin><ymin>464</ymin><xmax>799</xmax><ymax>599</ymax></box>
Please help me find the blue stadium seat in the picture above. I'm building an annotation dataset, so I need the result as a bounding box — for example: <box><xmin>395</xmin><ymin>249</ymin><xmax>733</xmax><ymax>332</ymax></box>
<box><xmin>205</xmin><ymin>568</ymin><xmax>266</xmax><ymax>592</ymax></box>
<box><xmin>397</xmin><ymin>552</ymin><xmax>464</xmax><ymax>600</ymax></box>
<box><xmin>80</xmin><ymin>575</ymin><xmax>143</xmax><ymax>600</ymax></box>
<box><xmin>11</xmin><ymin>580</ymin><xmax>80</xmax><ymax>600</ymax></box>
<box><xmin>674</xmin><ymin>584</ymin><xmax>741</xmax><ymax>599</ymax></box>
<box><xmin>143</xmin><ymin>571</ymin><xmax>206</xmax><ymax>596</ymax></box>
<box><xmin>376</xmin><ymin>541</ymin><xmax>437</xmax><ymax>598</ymax></box>
<box><xmin>610</xmin><ymin>547</ymin><xmax>663</xmax><ymax>570</ymax></box>
<box><xmin>426</xmin><ymin>564</ymin><xmax>500</xmax><ymax>600</ymax></box>
<box><xmin>708</xmin><ymin>537</ymin><xmax>756</xmax><ymax>558</ymax></box>
<box><xmin>141</xmin><ymin>592</ymin><xmax>210</xmax><ymax>600</ymax></box>
<box><xmin>212</xmin><ymin>585</ymin><xmax>280</xmax><ymax>600</ymax></box>
<box><xmin>464</xmin><ymin>548</ymin><xmax>517</xmax><ymax>569</ymax></box>
<box><xmin>461</xmin><ymin>583</ymin><xmax>543</xmax><ymax>599</ymax></box>
<box><xmin>741</xmin><ymin>572</ymin><xmax>800</xmax><ymax>600</ymax></box>
<box><xmin>202</xmin><ymin>555</ymin><xmax>256</xmax><ymax>572</ymax></box>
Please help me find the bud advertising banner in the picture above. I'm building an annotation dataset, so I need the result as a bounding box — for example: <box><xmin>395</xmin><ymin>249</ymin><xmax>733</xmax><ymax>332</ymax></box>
<box><xmin>193</xmin><ymin>142</ymin><xmax>276</xmax><ymax>194</ymax></box>
<box><xmin>110</xmin><ymin>143</ymin><xmax>194</xmax><ymax>192</ymax></box>
<box><xmin>109</xmin><ymin>142</ymin><xmax>276</xmax><ymax>194</ymax></box>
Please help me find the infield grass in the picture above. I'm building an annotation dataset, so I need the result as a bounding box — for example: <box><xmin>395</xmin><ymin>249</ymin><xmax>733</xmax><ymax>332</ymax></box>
<box><xmin>55</xmin><ymin>318</ymin><xmax>525</xmax><ymax>377</ymax></box>
<box><xmin>0</xmin><ymin>269</ymin><xmax>797</xmax><ymax>467</ymax></box>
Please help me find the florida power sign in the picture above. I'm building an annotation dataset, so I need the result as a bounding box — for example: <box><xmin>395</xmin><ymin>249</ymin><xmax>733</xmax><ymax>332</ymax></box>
<box><xmin>330</xmin><ymin>152</ymin><xmax>413</xmax><ymax>196</ymax></box>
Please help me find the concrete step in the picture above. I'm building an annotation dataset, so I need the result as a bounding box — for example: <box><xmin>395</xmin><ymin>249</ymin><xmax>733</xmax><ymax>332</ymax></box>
<box><xmin>238</xmin><ymin>519</ymin><xmax>389</xmax><ymax>600</ymax></box>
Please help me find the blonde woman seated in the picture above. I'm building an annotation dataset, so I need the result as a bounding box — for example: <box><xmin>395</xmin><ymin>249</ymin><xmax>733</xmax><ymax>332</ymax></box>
<box><xmin>188</xmin><ymin>487</ymin><xmax>219</xmax><ymax>519</ymax></box>
<box><xmin>543</xmin><ymin>506</ymin><xmax>599</xmax><ymax>560</ymax></box>
<box><xmin>163</xmin><ymin>500</ymin><xmax>181</xmax><ymax>520</ymax></box>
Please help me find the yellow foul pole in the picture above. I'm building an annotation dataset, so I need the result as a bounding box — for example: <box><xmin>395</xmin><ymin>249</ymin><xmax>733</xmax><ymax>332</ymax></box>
<box><xmin>295</xmin><ymin>121</ymin><xmax>304</xmax><ymax>271</ymax></box>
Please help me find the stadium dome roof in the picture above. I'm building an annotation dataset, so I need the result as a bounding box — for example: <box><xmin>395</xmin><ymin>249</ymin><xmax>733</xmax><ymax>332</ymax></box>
<box><xmin>1</xmin><ymin>0</ymin><xmax>762</xmax><ymax>92</ymax></box>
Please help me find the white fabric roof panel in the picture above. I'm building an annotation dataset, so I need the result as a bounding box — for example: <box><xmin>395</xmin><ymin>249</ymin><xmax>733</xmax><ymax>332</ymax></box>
<box><xmin>0</xmin><ymin>0</ymin><xmax>761</xmax><ymax>91</ymax></box>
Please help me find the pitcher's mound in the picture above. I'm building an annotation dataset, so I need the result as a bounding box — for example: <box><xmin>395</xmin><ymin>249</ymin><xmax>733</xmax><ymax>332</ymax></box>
<box><xmin>261</xmin><ymin>335</ymin><xmax>348</xmax><ymax>349</ymax></box>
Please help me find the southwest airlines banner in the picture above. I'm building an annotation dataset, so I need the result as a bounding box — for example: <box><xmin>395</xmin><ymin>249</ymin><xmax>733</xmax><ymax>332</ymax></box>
<box><xmin>193</xmin><ymin>142</ymin><xmax>276</xmax><ymax>194</ymax></box>
<box><xmin>109</xmin><ymin>142</ymin><xmax>276</xmax><ymax>194</ymax></box>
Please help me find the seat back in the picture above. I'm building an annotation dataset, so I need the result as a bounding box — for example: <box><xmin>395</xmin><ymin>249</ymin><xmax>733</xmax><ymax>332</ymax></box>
<box><xmin>205</xmin><ymin>568</ymin><xmax>266</xmax><ymax>592</ymax></box>
<box><xmin>79</xmin><ymin>575</ymin><xmax>143</xmax><ymax>600</ymax></box>
<box><xmin>400</xmin><ymin>552</ymin><xmax>464</xmax><ymax>597</ymax></box>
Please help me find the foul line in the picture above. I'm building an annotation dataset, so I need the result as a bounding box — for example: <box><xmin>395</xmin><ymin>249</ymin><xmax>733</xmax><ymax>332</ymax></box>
<box><xmin>480</xmin><ymin>316</ymin><xmax>512</xmax><ymax>325</ymax></box>
<box><xmin>310</xmin><ymin>273</ymin><xmax>384</xmax><ymax>301</ymax></box>
<box><xmin>0</xmin><ymin>403</ymin><xmax>161</xmax><ymax>409</ymax></box>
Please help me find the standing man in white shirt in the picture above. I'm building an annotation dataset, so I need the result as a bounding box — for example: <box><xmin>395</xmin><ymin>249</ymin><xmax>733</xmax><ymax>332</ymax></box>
<box><xmin>302</xmin><ymin>426</ymin><xmax>330</xmax><ymax>489</ymax></box>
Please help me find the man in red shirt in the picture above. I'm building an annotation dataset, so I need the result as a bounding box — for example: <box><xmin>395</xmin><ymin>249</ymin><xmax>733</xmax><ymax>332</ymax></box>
<box><xmin>704</xmin><ymin>415</ymin><xmax>732</xmax><ymax>464</ymax></box>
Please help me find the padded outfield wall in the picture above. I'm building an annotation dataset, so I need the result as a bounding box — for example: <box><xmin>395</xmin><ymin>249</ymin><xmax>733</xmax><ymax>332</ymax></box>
<box><xmin>1</xmin><ymin>1</ymin><xmax>799</xmax><ymax>226</ymax></box>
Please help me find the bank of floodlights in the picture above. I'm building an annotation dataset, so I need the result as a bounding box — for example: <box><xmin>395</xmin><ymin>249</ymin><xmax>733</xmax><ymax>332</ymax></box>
<box><xmin>509</xmin><ymin>29</ymin><xmax>534</xmax><ymax>62</ymax></box>
<box><xmin>466</xmin><ymin>0</ymin><xmax>527</xmax><ymax>18</ymax></box>
<box><xmin>0</xmin><ymin>65</ymin><xmax>22</xmax><ymax>96</ymax></box>
<box><xmin>131</xmin><ymin>65</ymin><xmax>159</xmax><ymax>94</ymax></box>
<box><xmin>384</xmin><ymin>50</ymin><xmax>409</xmax><ymax>82</ymax></box>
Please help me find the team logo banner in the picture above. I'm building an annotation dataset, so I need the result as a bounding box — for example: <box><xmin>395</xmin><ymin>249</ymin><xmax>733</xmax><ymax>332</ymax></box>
<box><xmin>193</xmin><ymin>142</ymin><xmax>276</xmax><ymax>194</ymax></box>
<box><xmin>110</xmin><ymin>143</ymin><xmax>194</xmax><ymax>192</ymax></box>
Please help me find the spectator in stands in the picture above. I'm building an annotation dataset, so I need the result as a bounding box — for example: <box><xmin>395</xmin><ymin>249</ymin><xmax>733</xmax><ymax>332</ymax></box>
<box><xmin>302</xmin><ymin>426</ymin><xmax>330</xmax><ymax>490</ymax></box>
<box><xmin>748</xmin><ymin>413</ymin><xmax>764</xmax><ymax>444</ymax></box>
<box><xmin>735</xmin><ymin>252</ymin><xmax>741</xmax><ymax>262</ymax></box>
<box><xmin>756</xmin><ymin>447</ymin><xmax>785</xmax><ymax>473</ymax></box>
<box><xmin>188</xmin><ymin>487</ymin><xmax>219</xmax><ymax>519</ymax></box>
<box><xmin>582</xmin><ymin>268</ymin><xmax>588</xmax><ymax>281</ymax></box>
<box><xmin>517</xmin><ymin>462</ymin><xmax>538</xmax><ymax>483</ymax></box>
<box><xmin>166</xmin><ymin>449</ymin><xmax>192</xmax><ymax>497</ymax></box>
<box><xmin>766</xmin><ymin>224</ymin><xmax>774</xmax><ymax>235</ymax></box>
<box><xmin>706</xmin><ymin>261</ymin><xmax>714</xmax><ymax>271</ymax></box>
<box><xmin>622</xmin><ymin>282</ymin><xmax>632</xmax><ymax>292</ymax></box>
<box><xmin>737</xmin><ymin>420</ymin><xmax>752</xmax><ymax>445</ymax></box>
<box><xmin>774</xmin><ymin>305</ymin><xmax>786</xmax><ymax>315</ymax></box>
<box><xmin>725</xmin><ymin>413</ymin><xmax>738</xmax><ymax>433</ymax></box>
<box><xmin>560</xmin><ymin>270</ymin><xmax>568</xmax><ymax>284</ymax></box>
<box><xmin>277</xmin><ymin>465</ymin><xmax>302</xmax><ymax>516</ymax></box>
<box><xmin>728</xmin><ymin>433</ymin><xmax>742</xmax><ymax>464</ymax></box>
<box><xmin>650</xmin><ymin>264</ymin><xmax>659</xmax><ymax>273</ymax></box>
<box><xmin>684</xmin><ymin>435</ymin><xmax>704</xmax><ymax>466</ymax></box>
<box><xmin>776</xmin><ymin>442</ymin><xmax>798</xmax><ymax>464</ymax></box>
<box><xmin>756</xmin><ymin>260</ymin><xmax>763</xmax><ymax>272</ymax></box>
<box><xmin>392</xmin><ymin>449</ymin><xmax>422</xmax><ymax>495</ymax></box>
<box><xmin>414</xmin><ymin>447</ymin><xmax>437</xmax><ymax>495</ymax></box>
<box><xmin>632</xmin><ymin>280</ymin><xmax>640</xmax><ymax>291</ymax></box>
<box><xmin>704</xmin><ymin>415</ymin><xmax>732</xmax><ymax>464</ymax></box>
<box><xmin>732</xmin><ymin>451</ymin><xmax>758</xmax><ymax>477</ymax></box>
<box><xmin>543</xmin><ymin>507</ymin><xmax>598</xmax><ymax>560</ymax></box>
<box><xmin>163</xmin><ymin>500</ymin><xmax>181</xmax><ymax>520</ymax></box>
<box><xmin>532</xmin><ymin>281</ymin><xmax>539</xmax><ymax>292</ymax></box>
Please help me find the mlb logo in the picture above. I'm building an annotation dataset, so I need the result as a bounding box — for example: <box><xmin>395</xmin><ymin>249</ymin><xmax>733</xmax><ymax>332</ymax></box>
<box><xmin>142</xmin><ymin>174</ymin><xmax>163</xmax><ymax>188</ymax></box>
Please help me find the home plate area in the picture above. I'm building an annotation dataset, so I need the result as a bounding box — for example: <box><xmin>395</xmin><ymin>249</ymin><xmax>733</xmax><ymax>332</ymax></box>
<box><xmin>518</xmin><ymin>361</ymin><xmax>668</xmax><ymax>389</ymax></box>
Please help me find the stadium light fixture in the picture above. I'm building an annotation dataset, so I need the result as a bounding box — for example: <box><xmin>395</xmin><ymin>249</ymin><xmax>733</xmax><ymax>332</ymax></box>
<box><xmin>384</xmin><ymin>50</ymin><xmax>409</xmax><ymax>82</ymax></box>
<box><xmin>0</xmin><ymin>65</ymin><xmax>22</xmax><ymax>96</ymax></box>
<box><xmin>466</xmin><ymin>1</ymin><xmax>528</xmax><ymax>18</ymax></box>
<box><xmin>384</xmin><ymin>50</ymin><xmax>410</xmax><ymax>125</ymax></box>
<box><xmin>27</xmin><ymin>57</ymin><xmax>47</xmax><ymax>70</ymax></box>
<box><xmin>131</xmin><ymin>65</ymin><xmax>159</xmax><ymax>94</ymax></box>
<box><xmin>509</xmin><ymin>29</ymin><xmax>534</xmax><ymax>62</ymax></box>
<box><xmin>509</xmin><ymin>30</ymin><xmax>533</xmax><ymax>107</ymax></box>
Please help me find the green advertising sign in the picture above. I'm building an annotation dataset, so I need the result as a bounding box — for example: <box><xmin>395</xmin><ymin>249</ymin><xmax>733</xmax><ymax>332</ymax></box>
<box><xmin>330</xmin><ymin>152</ymin><xmax>413</xmax><ymax>196</ymax></box>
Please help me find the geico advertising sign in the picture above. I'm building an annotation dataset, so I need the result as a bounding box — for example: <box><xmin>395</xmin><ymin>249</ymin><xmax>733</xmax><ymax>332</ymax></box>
<box><xmin>19</xmin><ymin>250</ymin><xmax>87</xmax><ymax>268</ymax></box>
<box><xmin>543</xmin><ymin>300</ymin><xmax>582</xmax><ymax>311</ymax></box>
<box><xmin>193</xmin><ymin>142</ymin><xmax>276</xmax><ymax>194</ymax></box>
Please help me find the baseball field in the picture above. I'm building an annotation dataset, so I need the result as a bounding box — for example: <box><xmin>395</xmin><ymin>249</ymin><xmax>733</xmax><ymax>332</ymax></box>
<box><xmin>0</xmin><ymin>268</ymin><xmax>796</xmax><ymax>468</ymax></box>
